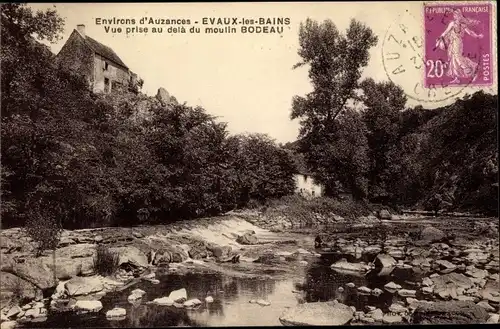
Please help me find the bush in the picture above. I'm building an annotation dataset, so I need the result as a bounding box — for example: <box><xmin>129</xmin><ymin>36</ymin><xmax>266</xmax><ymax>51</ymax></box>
<box><xmin>263</xmin><ymin>195</ymin><xmax>372</xmax><ymax>227</ymax></box>
<box><xmin>93</xmin><ymin>245</ymin><xmax>120</xmax><ymax>276</ymax></box>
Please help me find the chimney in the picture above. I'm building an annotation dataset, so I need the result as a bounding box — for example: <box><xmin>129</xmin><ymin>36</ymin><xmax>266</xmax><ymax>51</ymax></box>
<box><xmin>77</xmin><ymin>24</ymin><xmax>86</xmax><ymax>38</ymax></box>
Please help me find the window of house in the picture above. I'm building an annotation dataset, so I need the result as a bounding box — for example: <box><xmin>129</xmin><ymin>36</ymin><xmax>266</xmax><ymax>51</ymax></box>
<box><xmin>104</xmin><ymin>78</ymin><xmax>110</xmax><ymax>93</ymax></box>
<box><xmin>104</xmin><ymin>62</ymin><xmax>109</xmax><ymax>71</ymax></box>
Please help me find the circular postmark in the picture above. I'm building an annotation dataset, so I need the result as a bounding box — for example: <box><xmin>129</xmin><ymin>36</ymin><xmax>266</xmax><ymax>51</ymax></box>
<box><xmin>382</xmin><ymin>8</ymin><xmax>475</xmax><ymax>104</ymax></box>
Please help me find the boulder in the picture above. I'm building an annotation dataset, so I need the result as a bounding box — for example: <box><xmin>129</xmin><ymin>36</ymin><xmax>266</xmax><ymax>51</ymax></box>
<box><xmin>0</xmin><ymin>321</ymin><xmax>17</xmax><ymax>329</ymax></box>
<box><xmin>65</xmin><ymin>276</ymin><xmax>104</xmax><ymax>297</ymax></box>
<box><xmin>279</xmin><ymin>301</ymin><xmax>354</xmax><ymax>326</ymax></box>
<box><xmin>0</xmin><ymin>273</ymin><xmax>43</xmax><ymax>308</ymax></box>
<box><xmin>131</xmin><ymin>288</ymin><xmax>146</xmax><ymax>298</ymax></box>
<box><xmin>476</xmin><ymin>301</ymin><xmax>495</xmax><ymax>312</ymax></box>
<box><xmin>2</xmin><ymin>258</ymin><xmax>58</xmax><ymax>290</ymax></box>
<box><xmin>367</xmin><ymin>308</ymin><xmax>383</xmax><ymax>322</ymax></box>
<box><xmin>168</xmin><ymin>288</ymin><xmax>187</xmax><ymax>303</ymax></box>
<box><xmin>389</xmin><ymin>303</ymin><xmax>409</xmax><ymax>314</ymax></box>
<box><xmin>378</xmin><ymin>210</ymin><xmax>391</xmax><ymax>220</ymax></box>
<box><xmin>412</xmin><ymin>301</ymin><xmax>489</xmax><ymax>324</ymax></box>
<box><xmin>374</xmin><ymin>254</ymin><xmax>396</xmax><ymax>269</ymax></box>
<box><xmin>236</xmin><ymin>232</ymin><xmax>258</xmax><ymax>245</ymax></box>
<box><xmin>363</xmin><ymin>246</ymin><xmax>382</xmax><ymax>255</ymax></box>
<box><xmin>431</xmin><ymin>273</ymin><xmax>474</xmax><ymax>300</ymax></box>
<box><xmin>383</xmin><ymin>314</ymin><xmax>402</xmax><ymax>324</ymax></box>
<box><xmin>487</xmin><ymin>314</ymin><xmax>500</xmax><ymax>323</ymax></box>
<box><xmin>156</xmin><ymin>87</ymin><xmax>171</xmax><ymax>105</ymax></box>
<box><xmin>188</xmin><ymin>241</ymin><xmax>208</xmax><ymax>260</ymax></box>
<box><xmin>420</xmin><ymin>226</ymin><xmax>446</xmax><ymax>243</ymax></box>
<box><xmin>5</xmin><ymin>305</ymin><xmax>22</xmax><ymax>319</ymax></box>
<box><xmin>110</xmin><ymin>246</ymin><xmax>148</xmax><ymax>268</ymax></box>
<box><xmin>411</xmin><ymin>256</ymin><xmax>431</xmax><ymax>267</ymax></box>
<box><xmin>253</xmin><ymin>253</ymin><xmax>282</xmax><ymax>265</ymax></box>
<box><xmin>435</xmin><ymin>260</ymin><xmax>457</xmax><ymax>273</ymax></box>
<box><xmin>465</xmin><ymin>266</ymin><xmax>488</xmax><ymax>280</ymax></box>
<box><xmin>479</xmin><ymin>280</ymin><xmax>500</xmax><ymax>303</ymax></box>
<box><xmin>209</xmin><ymin>245</ymin><xmax>232</xmax><ymax>259</ymax></box>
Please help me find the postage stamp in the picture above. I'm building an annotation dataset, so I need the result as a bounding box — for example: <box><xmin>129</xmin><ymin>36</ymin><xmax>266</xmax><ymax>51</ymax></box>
<box><xmin>424</xmin><ymin>2</ymin><xmax>493</xmax><ymax>88</ymax></box>
<box><xmin>381</xmin><ymin>1</ymin><xmax>495</xmax><ymax>104</ymax></box>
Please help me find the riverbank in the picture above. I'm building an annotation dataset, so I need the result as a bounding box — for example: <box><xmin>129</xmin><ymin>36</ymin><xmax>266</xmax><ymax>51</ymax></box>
<box><xmin>1</xmin><ymin>210</ymin><xmax>498</xmax><ymax>327</ymax></box>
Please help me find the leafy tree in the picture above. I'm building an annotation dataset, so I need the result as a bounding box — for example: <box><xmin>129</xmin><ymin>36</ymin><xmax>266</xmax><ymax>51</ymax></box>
<box><xmin>359</xmin><ymin>78</ymin><xmax>407</xmax><ymax>202</ymax></box>
<box><xmin>291</xmin><ymin>18</ymin><xmax>377</xmax><ymax>199</ymax></box>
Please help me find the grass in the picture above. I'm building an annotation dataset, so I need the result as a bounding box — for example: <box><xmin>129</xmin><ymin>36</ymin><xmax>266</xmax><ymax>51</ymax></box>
<box><xmin>93</xmin><ymin>245</ymin><xmax>120</xmax><ymax>276</ymax></box>
<box><xmin>259</xmin><ymin>194</ymin><xmax>373</xmax><ymax>228</ymax></box>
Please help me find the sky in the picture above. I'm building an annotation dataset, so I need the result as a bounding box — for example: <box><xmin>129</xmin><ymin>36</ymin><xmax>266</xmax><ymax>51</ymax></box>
<box><xmin>29</xmin><ymin>2</ymin><xmax>497</xmax><ymax>143</ymax></box>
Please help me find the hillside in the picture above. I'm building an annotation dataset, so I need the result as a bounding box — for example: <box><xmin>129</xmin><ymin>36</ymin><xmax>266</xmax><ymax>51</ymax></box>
<box><xmin>409</xmin><ymin>92</ymin><xmax>498</xmax><ymax>215</ymax></box>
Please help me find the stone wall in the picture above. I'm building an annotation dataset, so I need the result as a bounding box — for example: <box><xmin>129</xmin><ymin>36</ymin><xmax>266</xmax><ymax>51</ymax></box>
<box><xmin>92</xmin><ymin>54</ymin><xmax>130</xmax><ymax>94</ymax></box>
<box><xmin>55</xmin><ymin>30</ymin><xmax>94</xmax><ymax>86</ymax></box>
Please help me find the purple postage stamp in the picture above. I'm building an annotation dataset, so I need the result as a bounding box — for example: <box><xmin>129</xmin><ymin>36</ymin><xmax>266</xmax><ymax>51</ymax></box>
<box><xmin>424</xmin><ymin>2</ymin><xmax>493</xmax><ymax>88</ymax></box>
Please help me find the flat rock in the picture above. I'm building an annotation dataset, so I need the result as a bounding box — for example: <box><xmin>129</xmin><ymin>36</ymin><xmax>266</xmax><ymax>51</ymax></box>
<box><xmin>65</xmin><ymin>276</ymin><xmax>104</xmax><ymax>297</ymax></box>
<box><xmin>358</xmin><ymin>286</ymin><xmax>371</xmax><ymax>294</ymax></box>
<box><xmin>383</xmin><ymin>314</ymin><xmax>402</xmax><ymax>324</ymax></box>
<box><xmin>476</xmin><ymin>301</ymin><xmax>495</xmax><ymax>312</ymax></box>
<box><xmin>384</xmin><ymin>281</ymin><xmax>402</xmax><ymax>291</ymax></box>
<box><xmin>398</xmin><ymin>289</ymin><xmax>417</xmax><ymax>297</ymax></box>
<box><xmin>151</xmin><ymin>297</ymin><xmax>174</xmax><ymax>306</ymax></box>
<box><xmin>183</xmin><ymin>299</ymin><xmax>202</xmax><ymax>308</ymax></box>
<box><xmin>256</xmin><ymin>299</ymin><xmax>271</xmax><ymax>306</ymax></box>
<box><xmin>106</xmin><ymin>307</ymin><xmax>126</xmax><ymax>318</ymax></box>
<box><xmin>110</xmin><ymin>246</ymin><xmax>148</xmax><ymax>268</ymax></box>
<box><xmin>435</xmin><ymin>260</ymin><xmax>457</xmax><ymax>273</ymax></box>
<box><xmin>367</xmin><ymin>308</ymin><xmax>383</xmax><ymax>322</ymax></box>
<box><xmin>431</xmin><ymin>273</ymin><xmax>474</xmax><ymax>300</ymax></box>
<box><xmin>279</xmin><ymin>301</ymin><xmax>354</xmax><ymax>326</ymax></box>
<box><xmin>374</xmin><ymin>254</ymin><xmax>396</xmax><ymax>268</ymax></box>
<box><xmin>412</xmin><ymin>300</ymin><xmax>489</xmax><ymax>324</ymax></box>
<box><xmin>331</xmin><ymin>259</ymin><xmax>371</xmax><ymax>273</ymax></box>
<box><xmin>73</xmin><ymin>300</ymin><xmax>103</xmax><ymax>314</ymax></box>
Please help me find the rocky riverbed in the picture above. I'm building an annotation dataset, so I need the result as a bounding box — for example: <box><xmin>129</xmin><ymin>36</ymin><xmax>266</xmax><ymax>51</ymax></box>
<box><xmin>1</xmin><ymin>212</ymin><xmax>498</xmax><ymax>328</ymax></box>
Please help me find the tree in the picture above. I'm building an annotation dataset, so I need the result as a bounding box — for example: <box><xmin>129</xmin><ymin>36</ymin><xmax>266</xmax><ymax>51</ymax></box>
<box><xmin>359</xmin><ymin>78</ymin><xmax>407</xmax><ymax>202</ymax></box>
<box><xmin>290</xmin><ymin>18</ymin><xmax>377</xmax><ymax>199</ymax></box>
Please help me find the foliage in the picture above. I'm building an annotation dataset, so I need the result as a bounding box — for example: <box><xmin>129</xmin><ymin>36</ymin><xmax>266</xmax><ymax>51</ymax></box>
<box><xmin>291</xmin><ymin>18</ymin><xmax>377</xmax><ymax>199</ymax></box>
<box><xmin>290</xmin><ymin>18</ymin><xmax>497</xmax><ymax>215</ymax></box>
<box><xmin>1</xmin><ymin>4</ymin><xmax>296</xmax><ymax>229</ymax></box>
<box><xmin>359</xmin><ymin>78</ymin><xmax>407</xmax><ymax>201</ymax></box>
<box><xmin>93</xmin><ymin>245</ymin><xmax>120</xmax><ymax>276</ymax></box>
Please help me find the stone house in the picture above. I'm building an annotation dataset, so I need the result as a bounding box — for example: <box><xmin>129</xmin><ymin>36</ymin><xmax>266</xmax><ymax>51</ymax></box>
<box><xmin>294</xmin><ymin>172</ymin><xmax>323</xmax><ymax>198</ymax></box>
<box><xmin>56</xmin><ymin>24</ymin><xmax>141</xmax><ymax>94</ymax></box>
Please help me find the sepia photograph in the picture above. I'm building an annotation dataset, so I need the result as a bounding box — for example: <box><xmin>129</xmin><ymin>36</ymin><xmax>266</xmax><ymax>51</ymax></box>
<box><xmin>0</xmin><ymin>1</ymin><xmax>498</xmax><ymax>328</ymax></box>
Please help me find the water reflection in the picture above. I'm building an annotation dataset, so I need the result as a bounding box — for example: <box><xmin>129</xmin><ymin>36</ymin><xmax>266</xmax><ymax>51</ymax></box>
<box><xmin>23</xmin><ymin>254</ymin><xmax>435</xmax><ymax>328</ymax></box>
<box><xmin>301</xmin><ymin>253</ymin><xmax>431</xmax><ymax>313</ymax></box>
<box><xmin>26</xmin><ymin>273</ymin><xmax>295</xmax><ymax>328</ymax></box>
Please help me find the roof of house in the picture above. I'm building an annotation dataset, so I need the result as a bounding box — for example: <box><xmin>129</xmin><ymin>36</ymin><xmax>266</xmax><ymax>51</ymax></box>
<box><xmin>77</xmin><ymin>30</ymin><xmax>129</xmax><ymax>70</ymax></box>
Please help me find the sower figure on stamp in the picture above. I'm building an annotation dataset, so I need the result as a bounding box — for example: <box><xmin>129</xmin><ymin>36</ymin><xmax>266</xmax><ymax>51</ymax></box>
<box><xmin>435</xmin><ymin>9</ymin><xmax>484</xmax><ymax>84</ymax></box>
